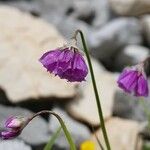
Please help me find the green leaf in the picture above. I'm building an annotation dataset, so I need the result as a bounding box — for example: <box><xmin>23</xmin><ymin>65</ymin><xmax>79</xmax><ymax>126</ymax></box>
<box><xmin>44</xmin><ymin>127</ymin><xmax>62</xmax><ymax>150</ymax></box>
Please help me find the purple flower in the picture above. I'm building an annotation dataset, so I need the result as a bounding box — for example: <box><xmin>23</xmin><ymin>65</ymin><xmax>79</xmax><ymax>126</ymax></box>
<box><xmin>117</xmin><ymin>67</ymin><xmax>149</xmax><ymax>97</ymax></box>
<box><xmin>0</xmin><ymin>116</ymin><xmax>27</xmax><ymax>140</ymax></box>
<box><xmin>39</xmin><ymin>47</ymin><xmax>88</xmax><ymax>82</ymax></box>
<box><xmin>0</xmin><ymin>129</ymin><xmax>21</xmax><ymax>140</ymax></box>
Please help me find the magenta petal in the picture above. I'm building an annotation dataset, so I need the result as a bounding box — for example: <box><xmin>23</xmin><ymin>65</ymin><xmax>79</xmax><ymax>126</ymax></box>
<box><xmin>5</xmin><ymin>116</ymin><xmax>15</xmax><ymax>128</ymax></box>
<box><xmin>136</xmin><ymin>75</ymin><xmax>149</xmax><ymax>97</ymax></box>
<box><xmin>0</xmin><ymin>130</ymin><xmax>21</xmax><ymax>140</ymax></box>
<box><xmin>57</xmin><ymin>49</ymin><xmax>74</xmax><ymax>74</ymax></box>
<box><xmin>118</xmin><ymin>69</ymin><xmax>130</xmax><ymax>80</ymax></box>
<box><xmin>72</xmin><ymin>52</ymin><xmax>88</xmax><ymax>81</ymax></box>
<box><xmin>39</xmin><ymin>49</ymin><xmax>62</xmax><ymax>73</ymax></box>
<box><xmin>58</xmin><ymin>52</ymin><xmax>88</xmax><ymax>82</ymax></box>
<box><xmin>117</xmin><ymin>70</ymin><xmax>138</xmax><ymax>93</ymax></box>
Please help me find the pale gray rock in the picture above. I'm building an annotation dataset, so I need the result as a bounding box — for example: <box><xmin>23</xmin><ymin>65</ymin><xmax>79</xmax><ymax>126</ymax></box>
<box><xmin>88</xmin><ymin>18</ymin><xmax>142</xmax><ymax>60</ymax></box>
<box><xmin>0</xmin><ymin>105</ymin><xmax>50</xmax><ymax>145</ymax></box>
<box><xmin>114</xmin><ymin>45</ymin><xmax>150</xmax><ymax>70</ymax></box>
<box><xmin>142</xmin><ymin>15</ymin><xmax>150</xmax><ymax>46</ymax></box>
<box><xmin>113</xmin><ymin>90</ymin><xmax>150</xmax><ymax>122</ymax></box>
<box><xmin>49</xmin><ymin>107</ymin><xmax>91</xmax><ymax>149</ymax></box>
<box><xmin>91</xmin><ymin>117</ymin><xmax>142</xmax><ymax>150</ymax></box>
<box><xmin>0</xmin><ymin>140</ymin><xmax>31</xmax><ymax>150</ymax></box>
<box><xmin>36</xmin><ymin>0</ymin><xmax>110</xmax><ymax>27</ymax></box>
<box><xmin>54</xmin><ymin>17</ymin><xmax>91</xmax><ymax>39</ymax></box>
<box><xmin>0</xmin><ymin>0</ymin><xmax>40</xmax><ymax>16</ymax></box>
<box><xmin>92</xmin><ymin>0</ymin><xmax>110</xmax><ymax>27</ymax></box>
<box><xmin>67</xmin><ymin>71</ymin><xmax>117</xmax><ymax>126</ymax></box>
<box><xmin>4</xmin><ymin>0</ymin><xmax>110</xmax><ymax>38</ymax></box>
<box><xmin>109</xmin><ymin>0</ymin><xmax>150</xmax><ymax>16</ymax></box>
<box><xmin>0</xmin><ymin>5</ymin><xmax>77</xmax><ymax>103</ymax></box>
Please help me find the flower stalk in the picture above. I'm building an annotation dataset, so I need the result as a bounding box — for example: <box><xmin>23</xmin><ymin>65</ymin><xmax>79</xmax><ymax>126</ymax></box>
<box><xmin>72</xmin><ymin>30</ymin><xmax>111</xmax><ymax>150</ymax></box>
<box><xmin>28</xmin><ymin>110</ymin><xmax>76</xmax><ymax>150</ymax></box>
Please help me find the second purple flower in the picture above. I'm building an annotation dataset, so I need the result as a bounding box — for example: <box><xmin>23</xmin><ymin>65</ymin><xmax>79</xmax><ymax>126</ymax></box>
<box><xmin>39</xmin><ymin>47</ymin><xmax>88</xmax><ymax>82</ymax></box>
<box><xmin>117</xmin><ymin>67</ymin><xmax>149</xmax><ymax>97</ymax></box>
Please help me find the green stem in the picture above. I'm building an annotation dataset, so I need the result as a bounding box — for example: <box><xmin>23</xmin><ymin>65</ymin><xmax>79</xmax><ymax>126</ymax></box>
<box><xmin>29</xmin><ymin>110</ymin><xmax>76</xmax><ymax>150</ymax></box>
<box><xmin>44</xmin><ymin>127</ymin><xmax>62</xmax><ymax>150</ymax></box>
<box><xmin>73</xmin><ymin>30</ymin><xmax>111</xmax><ymax>150</ymax></box>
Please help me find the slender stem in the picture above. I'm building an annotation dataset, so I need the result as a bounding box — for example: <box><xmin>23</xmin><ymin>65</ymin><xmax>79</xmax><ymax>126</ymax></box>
<box><xmin>73</xmin><ymin>30</ymin><xmax>111</xmax><ymax>150</ymax></box>
<box><xmin>44</xmin><ymin>127</ymin><xmax>62</xmax><ymax>150</ymax></box>
<box><xmin>28</xmin><ymin>110</ymin><xmax>76</xmax><ymax>150</ymax></box>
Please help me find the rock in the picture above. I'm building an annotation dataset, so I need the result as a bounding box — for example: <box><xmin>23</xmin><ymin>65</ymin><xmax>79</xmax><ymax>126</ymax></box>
<box><xmin>0</xmin><ymin>5</ymin><xmax>77</xmax><ymax>103</ymax></box>
<box><xmin>49</xmin><ymin>107</ymin><xmax>91</xmax><ymax>149</ymax></box>
<box><xmin>6</xmin><ymin>0</ymin><xmax>110</xmax><ymax>38</ymax></box>
<box><xmin>0</xmin><ymin>140</ymin><xmax>31</xmax><ymax>150</ymax></box>
<box><xmin>53</xmin><ymin>17</ymin><xmax>91</xmax><ymax>39</ymax></box>
<box><xmin>36</xmin><ymin>0</ymin><xmax>110</xmax><ymax>27</ymax></box>
<box><xmin>88</xmin><ymin>18</ymin><xmax>142</xmax><ymax>60</ymax></box>
<box><xmin>0</xmin><ymin>105</ymin><xmax>50</xmax><ymax>145</ymax></box>
<box><xmin>0</xmin><ymin>0</ymin><xmax>40</xmax><ymax>17</ymax></box>
<box><xmin>114</xmin><ymin>45</ymin><xmax>150</xmax><ymax>71</ymax></box>
<box><xmin>67</xmin><ymin>70</ymin><xmax>117</xmax><ymax>126</ymax></box>
<box><xmin>113</xmin><ymin>90</ymin><xmax>150</xmax><ymax>122</ymax></box>
<box><xmin>142</xmin><ymin>15</ymin><xmax>150</xmax><ymax>46</ymax></box>
<box><xmin>109</xmin><ymin>0</ymin><xmax>150</xmax><ymax>16</ymax></box>
<box><xmin>91</xmin><ymin>0</ymin><xmax>110</xmax><ymax>27</ymax></box>
<box><xmin>91</xmin><ymin>117</ymin><xmax>142</xmax><ymax>150</ymax></box>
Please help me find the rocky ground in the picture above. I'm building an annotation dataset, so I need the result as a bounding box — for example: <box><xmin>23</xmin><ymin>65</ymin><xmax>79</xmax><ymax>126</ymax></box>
<box><xmin>0</xmin><ymin>0</ymin><xmax>149</xmax><ymax>150</ymax></box>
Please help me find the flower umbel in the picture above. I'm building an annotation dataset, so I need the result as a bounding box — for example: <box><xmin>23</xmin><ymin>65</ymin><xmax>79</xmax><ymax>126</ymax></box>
<box><xmin>39</xmin><ymin>45</ymin><xmax>88</xmax><ymax>82</ymax></box>
<box><xmin>117</xmin><ymin>65</ymin><xmax>149</xmax><ymax>97</ymax></box>
<box><xmin>0</xmin><ymin>116</ymin><xmax>27</xmax><ymax>140</ymax></box>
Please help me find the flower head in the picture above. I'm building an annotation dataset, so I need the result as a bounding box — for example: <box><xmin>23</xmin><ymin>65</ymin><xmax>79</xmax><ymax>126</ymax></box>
<box><xmin>39</xmin><ymin>46</ymin><xmax>88</xmax><ymax>82</ymax></box>
<box><xmin>0</xmin><ymin>116</ymin><xmax>27</xmax><ymax>140</ymax></box>
<box><xmin>117</xmin><ymin>65</ymin><xmax>149</xmax><ymax>97</ymax></box>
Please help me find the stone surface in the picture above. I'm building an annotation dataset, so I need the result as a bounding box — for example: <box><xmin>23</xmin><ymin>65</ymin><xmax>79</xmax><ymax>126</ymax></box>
<box><xmin>91</xmin><ymin>117</ymin><xmax>142</xmax><ymax>150</ymax></box>
<box><xmin>88</xmin><ymin>18</ymin><xmax>142</xmax><ymax>60</ymax></box>
<box><xmin>0</xmin><ymin>140</ymin><xmax>31</xmax><ymax>150</ymax></box>
<box><xmin>142</xmin><ymin>15</ymin><xmax>150</xmax><ymax>46</ymax></box>
<box><xmin>0</xmin><ymin>5</ymin><xmax>77</xmax><ymax>103</ymax></box>
<box><xmin>113</xmin><ymin>90</ymin><xmax>150</xmax><ymax>122</ymax></box>
<box><xmin>114</xmin><ymin>45</ymin><xmax>150</xmax><ymax>71</ymax></box>
<box><xmin>1</xmin><ymin>0</ymin><xmax>110</xmax><ymax>38</ymax></box>
<box><xmin>67</xmin><ymin>71</ymin><xmax>117</xmax><ymax>126</ymax></box>
<box><xmin>109</xmin><ymin>0</ymin><xmax>150</xmax><ymax>16</ymax></box>
<box><xmin>49</xmin><ymin>107</ymin><xmax>91</xmax><ymax>149</ymax></box>
<box><xmin>0</xmin><ymin>105</ymin><xmax>50</xmax><ymax>145</ymax></box>
<box><xmin>36</xmin><ymin>0</ymin><xmax>110</xmax><ymax>28</ymax></box>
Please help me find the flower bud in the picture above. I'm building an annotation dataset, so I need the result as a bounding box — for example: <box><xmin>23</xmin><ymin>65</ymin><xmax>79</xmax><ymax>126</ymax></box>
<box><xmin>0</xmin><ymin>116</ymin><xmax>28</xmax><ymax>140</ymax></box>
<box><xmin>5</xmin><ymin>116</ymin><xmax>26</xmax><ymax>129</ymax></box>
<box><xmin>0</xmin><ymin>130</ymin><xmax>21</xmax><ymax>140</ymax></box>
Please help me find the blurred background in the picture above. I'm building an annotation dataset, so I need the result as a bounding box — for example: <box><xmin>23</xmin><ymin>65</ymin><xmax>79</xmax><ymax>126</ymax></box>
<box><xmin>0</xmin><ymin>0</ymin><xmax>149</xmax><ymax>149</ymax></box>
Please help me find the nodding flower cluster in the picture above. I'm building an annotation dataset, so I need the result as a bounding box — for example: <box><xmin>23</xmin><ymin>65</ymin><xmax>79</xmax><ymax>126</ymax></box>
<box><xmin>39</xmin><ymin>43</ymin><xmax>88</xmax><ymax>82</ymax></box>
<box><xmin>117</xmin><ymin>61</ymin><xmax>149</xmax><ymax>97</ymax></box>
